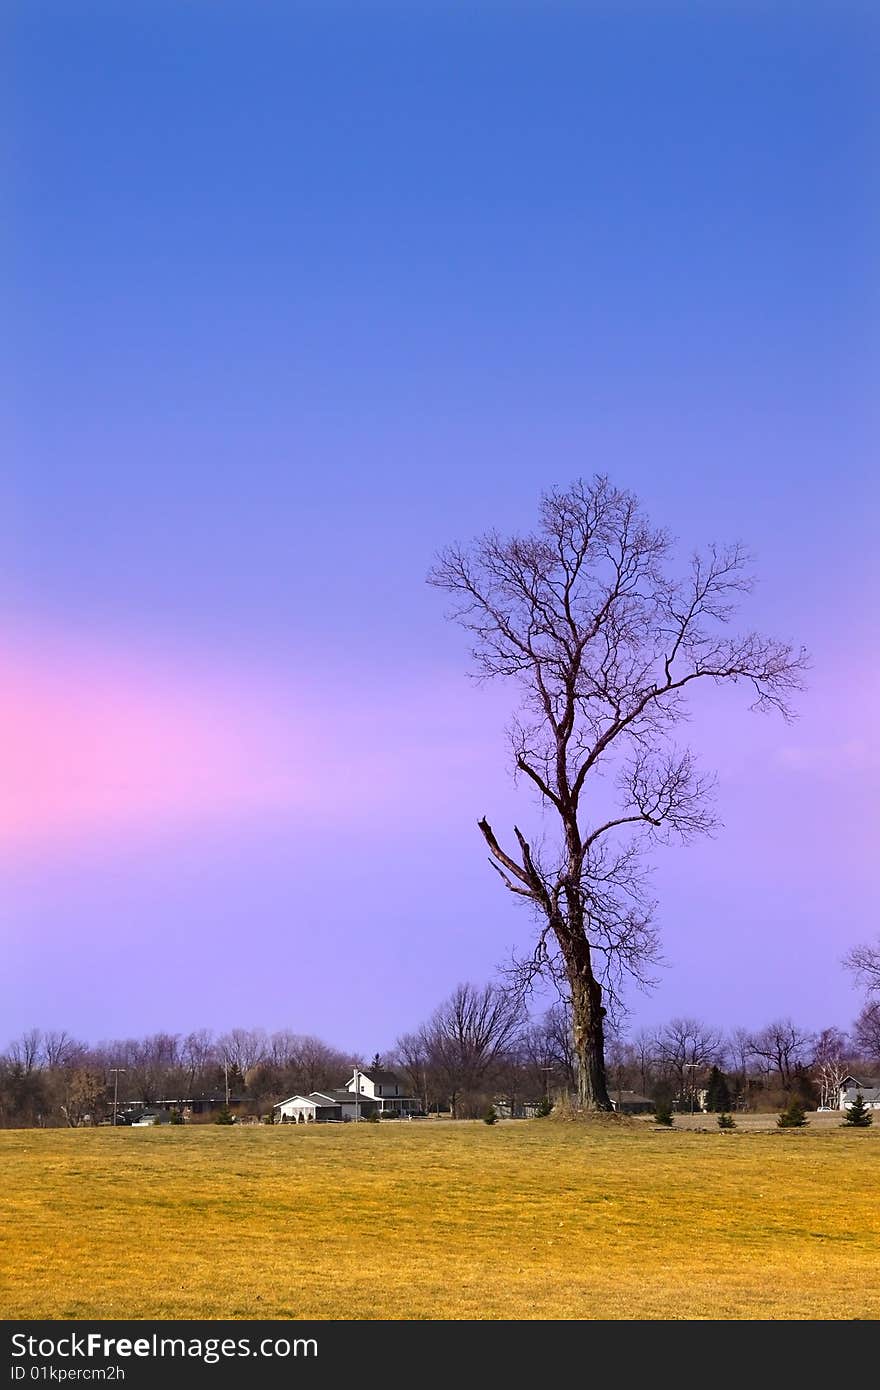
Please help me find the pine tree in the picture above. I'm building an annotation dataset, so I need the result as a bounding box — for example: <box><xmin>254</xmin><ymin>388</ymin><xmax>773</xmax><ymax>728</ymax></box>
<box><xmin>654</xmin><ymin>1100</ymin><xmax>674</xmax><ymax>1127</ymax></box>
<box><xmin>842</xmin><ymin>1093</ymin><xmax>873</xmax><ymax>1128</ymax></box>
<box><xmin>214</xmin><ymin>1106</ymin><xmax>235</xmax><ymax>1125</ymax></box>
<box><xmin>704</xmin><ymin>1066</ymin><xmax>732</xmax><ymax>1113</ymax></box>
<box><xmin>483</xmin><ymin>1105</ymin><xmax>498</xmax><ymax>1126</ymax></box>
<box><xmin>717</xmin><ymin>1112</ymin><xmax>736</xmax><ymax>1130</ymax></box>
<box><xmin>777</xmin><ymin>1097</ymin><xmax>808</xmax><ymax>1129</ymax></box>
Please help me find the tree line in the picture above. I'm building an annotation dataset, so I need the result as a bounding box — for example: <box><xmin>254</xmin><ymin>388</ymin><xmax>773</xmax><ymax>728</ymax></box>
<box><xmin>3</xmin><ymin>967</ymin><xmax>877</xmax><ymax>1126</ymax></box>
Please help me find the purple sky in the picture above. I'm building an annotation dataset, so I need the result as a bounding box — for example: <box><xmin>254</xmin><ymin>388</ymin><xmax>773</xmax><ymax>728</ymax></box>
<box><xmin>3</xmin><ymin>4</ymin><xmax>877</xmax><ymax>1052</ymax></box>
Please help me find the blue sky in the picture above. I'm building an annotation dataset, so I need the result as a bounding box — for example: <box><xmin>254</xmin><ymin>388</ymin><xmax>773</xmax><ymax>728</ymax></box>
<box><xmin>2</xmin><ymin>3</ymin><xmax>877</xmax><ymax>1052</ymax></box>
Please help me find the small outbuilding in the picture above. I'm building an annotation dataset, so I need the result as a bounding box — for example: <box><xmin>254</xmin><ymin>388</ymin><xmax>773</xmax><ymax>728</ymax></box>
<box><xmin>274</xmin><ymin>1090</ymin><xmax>380</xmax><ymax>1123</ymax></box>
<box><xmin>610</xmin><ymin>1091</ymin><xmax>655</xmax><ymax>1115</ymax></box>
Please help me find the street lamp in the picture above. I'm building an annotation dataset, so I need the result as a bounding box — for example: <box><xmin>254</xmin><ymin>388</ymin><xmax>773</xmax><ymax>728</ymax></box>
<box><xmin>684</xmin><ymin>1063</ymin><xmax>699</xmax><ymax>1116</ymax></box>
<box><xmin>109</xmin><ymin>1069</ymin><xmax>126</xmax><ymax>1127</ymax></box>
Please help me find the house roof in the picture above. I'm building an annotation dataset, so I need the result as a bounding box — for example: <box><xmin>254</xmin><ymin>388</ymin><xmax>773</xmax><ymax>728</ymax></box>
<box><xmin>843</xmin><ymin>1087</ymin><xmax>880</xmax><ymax>1103</ymax></box>
<box><xmin>317</xmin><ymin>1089</ymin><xmax>377</xmax><ymax>1105</ymax></box>
<box><xmin>354</xmin><ymin>1069</ymin><xmax>409</xmax><ymax>1087</ymax></box>
<box><xmin>274</xmin><ymin>1090</ymin><xmax>369</xmax><ymax>1109</ymax></box>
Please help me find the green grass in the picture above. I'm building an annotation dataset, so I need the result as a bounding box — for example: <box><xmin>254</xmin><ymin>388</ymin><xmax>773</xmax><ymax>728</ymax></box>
<box><xmin>2</xmin><ymin>1120</ymin><xmax>878</xmax><ymax>1320</ymax></box>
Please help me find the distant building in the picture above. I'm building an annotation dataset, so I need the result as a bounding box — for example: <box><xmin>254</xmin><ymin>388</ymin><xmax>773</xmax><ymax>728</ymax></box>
<box><xmin>118</xmin><ymin>1095</ymin><xmax>245</xmax><ymax>1124</ymax></box>
<box><xmin>839</xmin><ymin>1078</ymin><xmax>880</xmax><ymax>1111</ymax></box>
<box><xmin>344</xmin><ymin>1069</ymin><xmax>422</xmax><ymax>1117</ymax></box>
<box><xmin>274</xmin><ymin>1090</ymin><xmax>380</xmax><ymax>1124</ymax></box>
<box><xmin>609</xmin><ymin>1091</ymin><xmax>654</xmax><ymax>1115</ymax></box>
<box><xmin>273</xmin><ymin>1068</ymin><xmax>422</xmax><ymax>1123</ymax></box>
<box><xmin>493</xmin><ymin>1098</ymin><xmax>543</xmax><ymax>1119</ymax></box>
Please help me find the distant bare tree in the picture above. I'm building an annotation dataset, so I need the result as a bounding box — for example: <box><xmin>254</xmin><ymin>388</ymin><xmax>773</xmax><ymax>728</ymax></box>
<box><xmin>285</xmin><ymin>1035</ymin><xmax>352</xmax><ymax>1095</ymax></box>
<box><xmin>218</xmin><ymin>1029</ymin><xmax>268</xmax><ymax>1078</ymax></box>
<box><xmin>419</xmin><ymin>982</ymin><xmax>526</xmax><ymax>1117</ymax></box>
<box><xmin>812</xmin><ymin>1027</ymin><xmax>851</xmax><ymax>1111</ymax></box>
<box><xmin>521</xmin><ymin>1002</ymin><xmax>578</xmax><ymax>1094</ymax></box>
<box><xmin>431</xmin><ymin>477</ymin><xmax>806</xmax><ymax>1107</ymax></box>
<box><xmin>853</xmin><ymin>1003</ymin><xmax>880</xmax><ymax>1064</ymax></box>
<box><xmin>632</xmin><ymin>1027</ymin><xmax>658</xmax><ymax>1097</ymax></box>
<box><xmin>61</xmin><ymin>1069</ymin><xmax>108</xmax><ymax>1127</ymax></box>
<box><xmin>41</xmin><ymin>1031</ymin><xmax>82</xmax><ymax>1070</ymax></box>
<box><xmin>181</xmin><ymin>1030</ymin><xmax>217</xmax><ymax>1093</ymax></box>
<box><xmin>748</xmin><ymin>1019</ymin><xmax>813</xmax><ymax>1090</ymax></box>
<box><xmin>655</xmin><ymin>1017</ymin><xmax>723</xmax><ymax>1097</ymax></box>
<box><xmin>8</xmin><ymin>1029</ymin><xmax>42</xmax><ymax>1073</ymax></box>
<box><xmin>844</xmin><ymin>939</ymin><xmax>880</xmax><ymax>996</ymax></box>
<box><xmin>395</xmin><ymin>1032</ymin><xmax>432</xmax><ymax>1115</ymax></box>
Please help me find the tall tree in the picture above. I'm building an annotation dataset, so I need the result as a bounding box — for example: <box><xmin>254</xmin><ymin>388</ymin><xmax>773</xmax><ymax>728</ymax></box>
<box><xmin>748</xmin><ymin>1019</ymin><xmax>813</xmax><ymax>1090</ymax></box>
<box><xmin>853</xmin><ymin>1003</ymin><xmax>880</xmax><ymax>1064</ymax></box>
<box><xmin>430</xmin><ymin>477</ymin><xmax>806</xmax><ymax>1108</ymax></box>
<box><xmin>843</xmin><ymin>939</ymin><xmax>880</xmax><ymax>996</ymax></box>
<box><xmin>417</xmin><ymin>982</ymin><xmax>525</xmax><ymax>1117</ymax></box>
<box><xmin>812</xmin><ymin>1028</ymin><xmax>851</xmax><ymax>1111</ymax></box>
<box><xmin>655</xmin><ymin>1017</ymin><xmax>723</xmax><ymax>1098</ymax></box>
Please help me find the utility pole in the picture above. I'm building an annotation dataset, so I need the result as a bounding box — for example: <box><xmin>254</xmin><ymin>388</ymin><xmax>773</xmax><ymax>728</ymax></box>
<box><xmin>684</xmin><ymin>1062</ymin><xmax>698</xmax><ymax>1115</ymax></box>
<box><xmin>110</xmin><ymin>1068</ymin><xmax>126</xmax><ymax>1127</ymax></box>
<box><xmin>540</xmin><ymin>1066</ymin><xmax>553</xmax><ymax>1105</ymax></box>
<box><xmin>353</xmin><ymin>1065</ymin><xmax>360</xmax><ymax>1123</ymax></box>
<box><xmin>224</xmin><ymin>1060</ymin><xmax>230</xmax><ymax>1106</ymax></box>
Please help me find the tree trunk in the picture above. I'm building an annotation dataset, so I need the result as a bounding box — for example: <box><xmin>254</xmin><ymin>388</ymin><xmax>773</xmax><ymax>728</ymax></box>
<box><xmin>567</xmin><ymin>943</ymin><xmax>613</xmax><ymax>1111</ymax></box>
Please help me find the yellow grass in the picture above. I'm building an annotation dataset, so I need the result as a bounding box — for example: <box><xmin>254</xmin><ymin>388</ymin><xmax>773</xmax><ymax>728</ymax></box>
<box><xmin>2</xmin><ymin>1119</ymin><xmax>878</xmax><ymax>1320</ymax></box>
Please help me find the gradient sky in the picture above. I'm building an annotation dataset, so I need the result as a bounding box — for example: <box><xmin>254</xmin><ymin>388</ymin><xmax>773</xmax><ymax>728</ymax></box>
<box><xmin>3</xmin><ymin>2</ymin><xmax>877</xmax><ymax>1053</ymax></box>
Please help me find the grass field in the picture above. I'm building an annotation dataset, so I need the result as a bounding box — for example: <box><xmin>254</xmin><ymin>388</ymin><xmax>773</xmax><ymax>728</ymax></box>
<box><xmin>2</xmin><ymin>1118</ymin><xmax>878</xmax><ymax>1320</ymax></box>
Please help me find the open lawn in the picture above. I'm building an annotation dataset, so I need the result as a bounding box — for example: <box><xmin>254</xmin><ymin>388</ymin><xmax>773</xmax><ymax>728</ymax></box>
<box><xmin>1</xmin><ymin>1119</ymin><xmax>878</xmax><ymax>1320</ymax></box>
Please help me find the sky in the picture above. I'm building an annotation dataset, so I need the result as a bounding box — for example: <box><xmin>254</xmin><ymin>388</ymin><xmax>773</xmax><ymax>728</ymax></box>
<box><xmin>2</xmin><ymin>2</ymin><xmax>877</xmax><ymax>1053</ymax></box>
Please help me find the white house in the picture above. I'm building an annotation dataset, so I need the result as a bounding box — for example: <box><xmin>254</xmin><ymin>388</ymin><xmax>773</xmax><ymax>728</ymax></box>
<box><xmin>345</xmin><ymin>1068</ymin><xmax>421</xmax><ymax>1117</ymax></box>
<box><xmin>274</xmin><ymin>1090</ymin><xmax>380</xmax><ymax>1124</ymax></box>
<box><xmin>839</xmin><ymin>1078</ymin><xmax>880</xmax><ymax>1111</ymax></box>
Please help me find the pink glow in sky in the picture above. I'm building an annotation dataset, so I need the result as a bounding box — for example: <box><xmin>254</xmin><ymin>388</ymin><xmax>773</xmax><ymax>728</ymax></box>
<box><xmin>0</xmin><ymin>631</ymin><xmax>305</xmax><ymax>850</ymax></box>
<box><xmin>0</xmin><ymin>625</ymin><xmax>500</xmax><ymax>857</ymax></box>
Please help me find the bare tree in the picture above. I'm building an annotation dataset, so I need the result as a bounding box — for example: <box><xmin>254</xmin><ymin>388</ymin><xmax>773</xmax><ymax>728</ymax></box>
<box><xmin>631</xmin><ymin>1028</ymin><xmax>658</xmax><ymax>1097</ymax></box>
<box><xmin>812</xmin><ymin>1027</ymin><xmax>851</xmax><ymax>1110</ymax></box>
<box><xmin>8</xmin><ymin>1029</ymin><xmax>42</xmax><ymax>1073</ymax></box>
<box><xmin>41</xmin><ymin>1031</ymin><xmax>82</xmax><ymax>1070</ymax></box>
<box><xmin>218</xmin><ymin>1028</ymin><xmax>268</xmax><ymax>1078</ymax></box>
<box><xmin>853</xmin><ymin>1003</ymin><xmax>880</xmax><ymax>1064</ymax></box>
<box><xmin>748</xmin><ymin>1019</ymin><xmax>813</xmax><ymax>1090</ymax></box>
<box><xmin>521</xmin><ymin>1002</ymin><xmax>578</xmax><ymax>1094</ymax></box>
<box><xmin>395</xmin><ymin>1032</ymin><xmax>432</xmax><ymax>1115</ymax></box>
<box><xmin>418</xmin><ymin>982</ymin><xmax>526</xmax><ymax>1117</ymax></box>
<box><xmin>430</xmin><ymin>477</ymin><xmax>806</xmax><ymax>1107</ymax></box>
<box><xmin>844</xmin><ymin>939</ymin><xmax>880</xmax><ymax>996</ymax></box>
<box><xmin>181</xmin><ymin>1030</ymin><xmax>217</xmax><ymax>1093</ymax></box>
<box><xmin>60</xmin><ymin>1069</ymin><xmax>108</xmax><ymax>1128</ymax></box>
<box><xmin>654</xmin><ymin>1017</ymin><xmax>723</xmax><ymax>1097</ymax></box>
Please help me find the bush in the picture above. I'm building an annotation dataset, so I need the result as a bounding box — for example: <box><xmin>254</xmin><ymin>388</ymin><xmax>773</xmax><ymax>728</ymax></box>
<box><xmin>168</xmin><ymin>1111</ymin><xmax>185</xmax><ymax>1126</ymax></box>
<box><xmin>214</xmin><ymin>1106</ymin><xmax>235</xmax><ymax>1126</ymax></box>
<box><xmin>362</xmin><ymin>1111</ymin><xmax>380</xmax><ymax>1123</ymax></box>
<box><xmin>535</xmin><ymin>1097</ymin><xmax>553</xmax><ymax>1118</ymax></box>
<box><xmin>777</xmin><ymin>1097</ymin><xmax>808</xmax><ymax>1129</ymax></box>
<box><xmin>842</xmin><ymin>1093</ymin><xmax>873</xmax><ymax>1128</ymax></box>
<box><xmin>654</xmin><ymin>1101</ymin><xmax>674</xmax><ymax>1128</ymax></box>
<box><xmin>483</xmin><ymin>1106</ymin><xmax>498</xmax><ymax>1126</ymax></box>
<box><xmin>717</xmin><ymin>1112</ymin><xmax>736</xmax><ymax>1131</ymax></box>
